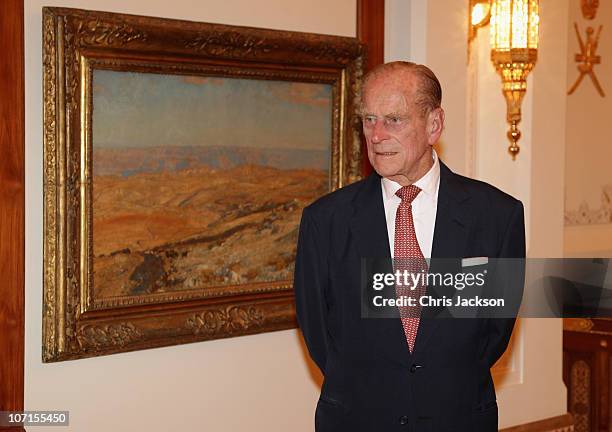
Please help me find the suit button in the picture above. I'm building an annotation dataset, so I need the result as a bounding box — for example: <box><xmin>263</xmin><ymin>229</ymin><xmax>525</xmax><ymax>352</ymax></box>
<box><xmin>410</xmin><ymin>364</ymin><xmax>423</xmax><ymax>373</ymax></box>
<box><xmin>399</xmin><ymin>415</ymin><xmax>409</xmax><ymax>425</ymax></box>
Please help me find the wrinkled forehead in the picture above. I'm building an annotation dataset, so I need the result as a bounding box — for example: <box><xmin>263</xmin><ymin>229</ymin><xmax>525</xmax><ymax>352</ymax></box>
<box><xmin>361</xmin><ymin>72</ymin><xmax>418</xmax><ymax>114</ymax></box>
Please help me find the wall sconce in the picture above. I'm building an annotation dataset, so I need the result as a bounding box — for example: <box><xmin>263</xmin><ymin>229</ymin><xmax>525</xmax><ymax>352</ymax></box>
<box><xmin>468</xmin><ymin>0</ymin><xmax>540</xmax><ymax>160</ymax></box>
<box><xmin>468</xmin><ymin>0</ymin><xmax>491</xmax><ymax>59</ymax></box>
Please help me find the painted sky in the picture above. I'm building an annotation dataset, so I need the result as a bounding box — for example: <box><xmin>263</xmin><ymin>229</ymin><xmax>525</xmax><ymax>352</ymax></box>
<box><xmin>92</xmin><ymin>70</ymin><xmax>332</xmax><ymax>151</ymax></box>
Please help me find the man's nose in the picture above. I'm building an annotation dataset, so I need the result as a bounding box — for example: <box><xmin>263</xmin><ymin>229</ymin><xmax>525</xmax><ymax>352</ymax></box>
<box><xmin>370</xmin><ymin>120</ymin><xmax>389</xmax><ymax>144</ymax></box>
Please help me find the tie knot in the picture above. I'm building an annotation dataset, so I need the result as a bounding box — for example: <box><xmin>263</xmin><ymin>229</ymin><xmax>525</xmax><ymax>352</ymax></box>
<box><xmin>396</xmin><ymin>185</ymin><xmax>421</xmax><ymax>203</ymax></box>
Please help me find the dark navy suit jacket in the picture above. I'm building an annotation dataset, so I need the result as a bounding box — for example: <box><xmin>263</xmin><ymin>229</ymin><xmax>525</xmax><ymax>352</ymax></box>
<box><xmin>294</xmin><ymin>161</ymin><xmax>526</xmax><ymax>431</ymax></box>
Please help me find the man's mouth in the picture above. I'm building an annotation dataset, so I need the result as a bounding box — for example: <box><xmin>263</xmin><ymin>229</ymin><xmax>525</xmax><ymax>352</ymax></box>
<box><xmin>376</xmin><ymin>151</ymin><xmax>397</xmax><ymax>156</ymax></box>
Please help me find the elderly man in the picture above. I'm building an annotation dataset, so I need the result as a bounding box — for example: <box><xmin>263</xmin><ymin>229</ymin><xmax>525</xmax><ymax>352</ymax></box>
<box><xmin>294</xmin><ymin>61</ymin><xmax>525</xmax><ymax>431</ymax></box>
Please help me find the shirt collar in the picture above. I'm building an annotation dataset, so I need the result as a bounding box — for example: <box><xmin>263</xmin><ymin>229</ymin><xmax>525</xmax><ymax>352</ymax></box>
<box><xmin>381</xmin><ymin>149</ymin><xmax>440</xmax><ymax>202</ymax></box>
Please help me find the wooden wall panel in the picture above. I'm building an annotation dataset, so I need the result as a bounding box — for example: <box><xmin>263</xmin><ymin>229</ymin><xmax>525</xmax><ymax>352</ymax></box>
<box><xmin>357</xmin><ymin>0</ymin><xmax>384</xmax><ymax>73</ymax></box>
<box><xmin>356</xmin><ymin>0</ymin><xmax>384</xmax><ymax>176</ymax></box>
<box><xmin>0</xmin><ymin>0</ymin><xmax>25</xmax><ymax>430</ymax></box>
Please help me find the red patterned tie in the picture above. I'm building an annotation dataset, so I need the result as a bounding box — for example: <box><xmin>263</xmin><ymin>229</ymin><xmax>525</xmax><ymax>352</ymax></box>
<box><xmin>394</xmin><ymin>185</ymin><xmax>428</xmax><ymax>353</ymax></box>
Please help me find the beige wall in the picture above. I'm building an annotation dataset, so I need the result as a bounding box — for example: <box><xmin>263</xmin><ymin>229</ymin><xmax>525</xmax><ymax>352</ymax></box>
<box><xmin>24</xmin><ymin>1</ymin><xmax>355</xmax><ymax>431</ymax></box>
<box><xmin>564</xmin><ymin>0</ymin><xmax>612</xmax><ymax>256</ymax></box>
<box><xmin>385</xmin><ymin>0</ymin><xmax>570</xmax><ymax>428</ymax></box>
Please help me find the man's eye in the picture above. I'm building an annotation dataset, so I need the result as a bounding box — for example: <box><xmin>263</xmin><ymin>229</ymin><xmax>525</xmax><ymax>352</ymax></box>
<box><xmin>388</xmin><ymin>117</ymin><xmax>402</xmax><ymax>124</ymax></box>
<box><xmin>363</xmin><ymin>116</ymin><xmax>377</xmax><ymax>124</ymax></box>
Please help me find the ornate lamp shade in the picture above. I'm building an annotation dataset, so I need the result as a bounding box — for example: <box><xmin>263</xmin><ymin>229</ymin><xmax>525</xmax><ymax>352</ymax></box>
<box><xmin>490</xmin><ymin>0</ymin><xmax>539</xmax><ymax>159</ymax></box>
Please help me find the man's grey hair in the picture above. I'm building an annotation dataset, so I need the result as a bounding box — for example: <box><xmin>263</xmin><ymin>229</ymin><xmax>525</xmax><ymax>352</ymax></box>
<box><xmin>360</xmin><ymin>61</ymin><xmax>442</xmax><ymax>116</ymax></box>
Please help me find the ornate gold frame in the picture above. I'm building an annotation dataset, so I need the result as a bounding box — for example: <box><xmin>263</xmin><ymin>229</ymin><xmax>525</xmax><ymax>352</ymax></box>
<box><xmin>43</xmin><ymin>7</ymin><xmax>364</xmax><ymax>361</ymax></box>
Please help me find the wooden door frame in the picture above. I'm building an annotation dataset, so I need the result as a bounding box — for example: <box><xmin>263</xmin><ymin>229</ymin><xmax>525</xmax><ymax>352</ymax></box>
<box><xmin>356</xmin><ymin>0</ymin><xmax>384</xmax><ymax>176</ymax></box>
<box><xmin>0</xmin><ymin>0</ymin><xmax>25</xmax><ymax>431</ymax></box>
<box><xmin>357</xmin><ymin>0</ymin><xmax>384</xmax><ymax>74</ymax></box>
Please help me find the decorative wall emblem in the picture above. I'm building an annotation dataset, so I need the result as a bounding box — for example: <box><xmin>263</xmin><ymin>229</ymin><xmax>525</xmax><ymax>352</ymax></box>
<box><xmin>568</xmin><ymin>23</ymin><xmax>605</xmax><ymax>97</ymax></box>
<box><xmin>581</xmin><ymin>0</ymin><xmax>600</xmax><ymax>20</ymax></box>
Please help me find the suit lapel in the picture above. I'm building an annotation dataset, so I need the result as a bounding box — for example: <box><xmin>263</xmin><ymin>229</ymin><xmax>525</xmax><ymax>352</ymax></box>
<box><xmin>349</xmin><ymin>173</ymin><xmax>391</xmax><ymax>265</ymax></box>
<box><xmin>429</xmin><ymin>162</ymin><xmax>471</xmax><ymax>260</ymax></box>
<box><xmin>413</xmin><ymin>161</ymin><xmax>472</xmax><ymax>357</ymax></box>
<box><xmin>350</xmin><ymin>173</ymin><xmax>413</xmax><ymax>366</ymax></box>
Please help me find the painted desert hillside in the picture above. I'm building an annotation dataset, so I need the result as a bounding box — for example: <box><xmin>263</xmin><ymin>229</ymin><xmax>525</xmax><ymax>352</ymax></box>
<box><xmin>93</xmin><ymin>153</ymin><xmax>328</xmax><ymax>299</ymax></box>
<box><xmin>94</xmin><ymin>145</ymin><xmax>329</xmax><ymax>176</ymax></box>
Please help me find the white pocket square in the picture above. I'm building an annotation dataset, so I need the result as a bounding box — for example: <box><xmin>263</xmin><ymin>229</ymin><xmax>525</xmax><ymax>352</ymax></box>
<box><xmin>461</xmin><ymin>257</ymin><xmax>488</xmax><ymax>267</ymax></box>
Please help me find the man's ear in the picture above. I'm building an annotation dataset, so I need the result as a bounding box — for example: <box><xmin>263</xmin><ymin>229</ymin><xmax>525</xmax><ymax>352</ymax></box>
<box><xmin>427</xmin><ymin>107</ymin><xmax>445</xmax><ymax>145</ymax></box>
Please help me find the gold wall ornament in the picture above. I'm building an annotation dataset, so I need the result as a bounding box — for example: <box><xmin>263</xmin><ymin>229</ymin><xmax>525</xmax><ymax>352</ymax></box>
<box><xmin>581</xmin><ymin>0</ymin><xmax>600</xmax><ymax>20</ymax></box>
<box><xmin>568</xmin><ymin>24</ymin><xmax>606</xmax><ymax>97</ymax></box>
<box><xmin>42</xmin><ymin>7</ymin><xmax>365</xmax><ymax>362</ymax></box>
<box><xmin>489</xmin><ymin>0</ymin><xmax>540</xmax><ymax>159</ymax></box>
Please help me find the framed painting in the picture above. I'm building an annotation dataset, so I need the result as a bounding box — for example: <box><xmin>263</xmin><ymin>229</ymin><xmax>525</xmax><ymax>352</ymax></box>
<box><xmin>42</xmin><ymin>7</ymin><xmax>364</xmax><ymax>361</ymax></box>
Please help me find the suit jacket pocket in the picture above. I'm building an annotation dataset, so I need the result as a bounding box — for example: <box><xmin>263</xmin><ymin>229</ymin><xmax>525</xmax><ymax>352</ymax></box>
<box><xmin>415</xmin><ymin>416</ymin><xmax>433</xmax><ymax>432</ymax></box>
<box><xmin>474</xmin><ymin>399</ymin><xmax>497</xmax><ymax>412</ymax></box>
<box><xmin>315</xmin><ymin>395</ymin><xmax>349</xmax><ymax>432</ymax></box>
<box><xmin>472</xmin><ymin>400</ymin><xmax>498</xmax><ymax>431</ymax></box>
<box><xmin>318</xmin><ymin>394</ymin><xmax>348</xmax><ymax>410</ymax></box>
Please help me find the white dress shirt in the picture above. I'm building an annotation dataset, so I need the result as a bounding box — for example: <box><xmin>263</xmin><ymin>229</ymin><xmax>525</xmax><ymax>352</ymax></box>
<box><xmin>381</xmin><ymin>150</ymin><xmax>440</xmax><ymax>258</ymax></box>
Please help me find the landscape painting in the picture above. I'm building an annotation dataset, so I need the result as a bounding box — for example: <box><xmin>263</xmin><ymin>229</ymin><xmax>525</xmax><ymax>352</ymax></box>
<box><xmin>92</xmin><ymin>70</ymin><xmax>331</xmax><ymax>300</ymax></box>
